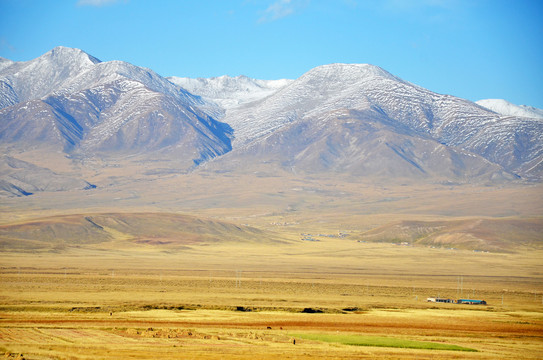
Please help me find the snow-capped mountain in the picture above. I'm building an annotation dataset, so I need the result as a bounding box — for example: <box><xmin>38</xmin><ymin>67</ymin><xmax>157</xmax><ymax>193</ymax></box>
<box><xmin>212</xmin><ymin>63</ymin><xmax>542</xmax><ymax>181</ymax></box>
<box><xmin>0</xmin><ymin>48</ymin><xmax>542</xmax><ymax>196</ymax></box>
<box><xmin>476</xmin><ymin>99</ymin><xmax>543</xmax><ymax>119</ymax></box>
<box><xmin>223</xmin><ymin>63</ymin><xmax>411</xmax><ymax>147</ymax></box>
<box><xmin>0</xmin><ymin>47</ymin><xmax>232</xmax><ymax>166</ymax></box>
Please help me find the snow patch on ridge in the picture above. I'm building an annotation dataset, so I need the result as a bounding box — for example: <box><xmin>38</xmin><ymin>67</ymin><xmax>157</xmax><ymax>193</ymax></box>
<box><xmin>476</xmin><ymin>99</ymin><xmax>543</xmax><ymax>119</ymax></box>
<box><xmin>168</xmin><ymin>75</ymin><xmax>293</xmax><ymax>111</ymax></box>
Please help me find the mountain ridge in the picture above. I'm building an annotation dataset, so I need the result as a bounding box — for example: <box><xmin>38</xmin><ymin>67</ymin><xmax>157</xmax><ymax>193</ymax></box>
<box><xmin>0</xmin><ymin>47</ymin><xmax>542</xmax><ymax>197</ymax></box>
<box><xmin>213</xmin><ymin>62</ymin><xmax>542</xmax><ymax>180</ymax></box>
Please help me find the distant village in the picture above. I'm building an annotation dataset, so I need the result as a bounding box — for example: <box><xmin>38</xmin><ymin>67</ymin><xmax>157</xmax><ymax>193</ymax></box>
<box><xmin>301</xmin><ymin>232</ymin><xmax>347</xmax><ymax>242</ymax></box>
<box><xmin>427</xmin><ymin>297</ymin><xmax>487</xmax><ymax>305</ymax></box>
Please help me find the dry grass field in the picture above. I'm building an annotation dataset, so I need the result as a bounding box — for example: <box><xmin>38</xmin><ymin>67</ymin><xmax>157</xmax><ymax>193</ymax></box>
<box><xmin>1</xmin><ymin>175</ymin><xmax>542</xmax><ymax>359</ymax></box>
<box><xmin>1</xmin><ymin>240</ymin><xmax>542</xmax><ymax>359</ymax></box>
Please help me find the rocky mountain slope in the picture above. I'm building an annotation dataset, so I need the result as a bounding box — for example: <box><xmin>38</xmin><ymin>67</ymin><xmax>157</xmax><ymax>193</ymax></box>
<box><xmin>1</xmin><ymin>48</ymin><xmax>542</xmax><ymax>197</ymax></box>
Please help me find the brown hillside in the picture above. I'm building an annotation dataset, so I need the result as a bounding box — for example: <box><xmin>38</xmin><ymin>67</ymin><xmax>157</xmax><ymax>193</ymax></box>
<box><xmin>357</xmin><ymin>217</ymin><xmax>543</xmax><ymax>252</ymax></box>
<box><xmin>0</xmin><ymin>212</ymin><xmax>281</xmax><ymax>252</ymax></box>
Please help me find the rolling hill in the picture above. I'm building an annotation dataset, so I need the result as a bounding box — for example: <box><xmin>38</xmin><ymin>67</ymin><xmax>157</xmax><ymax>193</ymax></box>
<box><xmin>356</xmin><ymin>217</ymin><xmax>543</xmax><ymax>253</ymax></box>
<box><xmin>0</xmin><ymin>212</ymin><xmax>281</xmax><ymax>251</ymax></box>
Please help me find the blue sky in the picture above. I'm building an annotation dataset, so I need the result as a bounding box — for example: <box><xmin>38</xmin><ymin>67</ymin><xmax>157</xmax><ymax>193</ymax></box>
<box><xmin>1</xmin><ymin>0</ymin><xmax>542</xmax><ymax>108</ymax></box>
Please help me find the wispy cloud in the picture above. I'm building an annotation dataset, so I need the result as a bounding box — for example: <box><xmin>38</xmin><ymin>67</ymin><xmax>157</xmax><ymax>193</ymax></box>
<box><xmin>0</xmin><ymin>38</ymin><xmax>16</xmax><ymax>53</ymax></box>
<box><xmin>77</xmin><ymin>0</ymin><xmax>128</xmax><ymax>7</ymax></box>
<box><xmin>258</xmin><ymin>0</ymin><xmax>309</xmax><ymax>23</ymax></box>
<box><xmin>381</xmin><ymin>0</ymin><xmax>459</xmax><ymax>13</ymax></box>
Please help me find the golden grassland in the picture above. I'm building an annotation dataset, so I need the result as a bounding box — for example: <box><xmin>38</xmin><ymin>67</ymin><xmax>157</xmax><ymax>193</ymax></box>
<box><xmin>0</xmin><ymin>175</ymin><xmax>542</xmax><ymax>359</ymax></box>
<box><xmin>1</xmin><ymin>239</ymin><xmax>542</xmax><ymax>359</ymax></box>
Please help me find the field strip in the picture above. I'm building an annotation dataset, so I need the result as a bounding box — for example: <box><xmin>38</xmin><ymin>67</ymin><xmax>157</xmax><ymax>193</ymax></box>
<box><xmin>1</xmin><ymin>309</ymin><xmax>542</xmax><ymax>337</ymax></box>
<box><xmin>290</xmin><ymin>333</ymin><xmax>477</xmax><ymax>352</ymax></box>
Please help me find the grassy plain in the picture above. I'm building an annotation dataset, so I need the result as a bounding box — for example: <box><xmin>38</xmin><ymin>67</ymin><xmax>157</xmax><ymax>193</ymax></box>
<box><xmin>0</xmin><ymin>173</ymin><xmax>542</xmax><ymax>359</ymax></box>
<box><xmin>1</xmin><ymin>240</ymin><xmax>542</xmax><ymax>359</ymax></box>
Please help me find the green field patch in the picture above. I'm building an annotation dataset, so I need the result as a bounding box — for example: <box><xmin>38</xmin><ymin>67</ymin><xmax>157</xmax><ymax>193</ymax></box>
<box><xmin>292</xmin><ymin>333</ymin><xmax>477</xmax><ymax>352</ymax></box>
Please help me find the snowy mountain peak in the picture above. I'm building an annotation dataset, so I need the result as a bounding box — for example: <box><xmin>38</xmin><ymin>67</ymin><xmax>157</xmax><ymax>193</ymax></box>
<box><xmin>46</xmin><ymin>46</ymin><xmax>102</xmax><ymax>66</ymax></box>
<box><xmin>0</xmin><ymin>46</ymin><xmax>102</xmax><ymax>105</ymax></box>
<box><xmin>0</xmin><ymin>47</ymin><xmax>206</xmax><ymax>111</ymax></box>
<box><xmin>301</xmin><ymin>63</ymin><xmax>400</xmax><ymax>84</ymax></box>
<box><xmin>0</xmin><ymin>57</ymin><xmax>14</xmax><ymax>71</ymax></box>
<box><xmin>222</xmin><ymin>63</ymin><xmax>411</xmax><ymax>148</ymax></box>
<box><xmin>476</xmin><ymin>99</ymin><xmax>543</xmax><ymax>119</ymax></box>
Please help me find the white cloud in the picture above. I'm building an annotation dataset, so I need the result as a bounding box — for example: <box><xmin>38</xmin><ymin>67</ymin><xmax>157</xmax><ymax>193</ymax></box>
<box><xmin>259</xmin><ymin>0</ymin><xmax>309</xmax><ymax>23</ymax></box>
<box><xmin>77</xmin><ymin>0</ymin><xmax>128</xmax><ymax>7</ymax></box>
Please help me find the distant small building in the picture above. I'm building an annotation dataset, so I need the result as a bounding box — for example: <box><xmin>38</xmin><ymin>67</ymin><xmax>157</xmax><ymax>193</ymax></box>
<box><xmin>427</xmin><ymin>297</ymin><xmax>454</xmax><ymax>303</ymax></box>
<box><xmin>457</xmin><ymin>299</ymin><xmax>487</xmax><ymax>305</ymax></box>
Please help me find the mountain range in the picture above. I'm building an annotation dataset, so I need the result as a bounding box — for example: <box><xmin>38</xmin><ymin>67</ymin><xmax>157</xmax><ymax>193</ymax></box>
<box><xmin>1</xmin><ymin>47</ymin><xmax>542</xmax><ymax>196</ymax></box>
